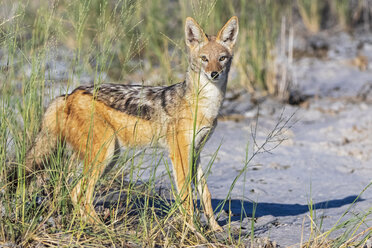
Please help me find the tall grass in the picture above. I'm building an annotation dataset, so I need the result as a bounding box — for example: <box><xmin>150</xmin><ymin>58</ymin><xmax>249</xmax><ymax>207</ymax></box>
<box><xmin>297</xmin><ymin>0</ymin><xmax>323</xmax><ymax>33</ymax></box>
<box><xmin>1</xmin><ymin>0</ymin><xmax>371</xmax><ymax>247</ymax></box>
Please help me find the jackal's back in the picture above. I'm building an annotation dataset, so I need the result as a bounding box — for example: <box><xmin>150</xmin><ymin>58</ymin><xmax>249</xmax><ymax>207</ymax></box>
<box><xmin>73</xmin><ymin>82</ymin><xmax>188</xmax><ymax>121</ymax></box>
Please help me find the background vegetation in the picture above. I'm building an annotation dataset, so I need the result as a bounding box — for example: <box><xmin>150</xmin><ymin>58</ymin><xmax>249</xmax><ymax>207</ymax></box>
<box><xmin>0</xmin><ymin>0</ymin><xmax>371</xmax><ymax>246</ymax></box>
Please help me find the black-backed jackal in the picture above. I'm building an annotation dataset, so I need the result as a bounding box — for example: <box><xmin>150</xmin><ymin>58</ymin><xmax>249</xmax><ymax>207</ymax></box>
<box><xmin>25</xmin><ymin>16</ymin><xmax>238</xmax><ymax>232</ymax></box>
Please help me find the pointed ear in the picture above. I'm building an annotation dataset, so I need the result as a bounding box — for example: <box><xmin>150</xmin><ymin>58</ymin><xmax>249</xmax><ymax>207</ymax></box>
<box><xmin>217</xmin><ymin>16</ymin><xmax>239</xmax><ymax>49</ymax></box>
<box><xmin>185</xmin><ymin>17</ymin><xmax>208</xmax><ymax>48</ymax></box>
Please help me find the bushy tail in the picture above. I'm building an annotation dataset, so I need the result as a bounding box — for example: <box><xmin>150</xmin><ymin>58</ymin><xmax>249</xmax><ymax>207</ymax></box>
<box><xmin>25</xmin><ymin>96</ymin><xmax>67</xmax><ymax>177</ymax></box>
<box><xmin>25</xmin><ymin>129</ymin><xmax>58</xmax><ymax>174</ymax></box>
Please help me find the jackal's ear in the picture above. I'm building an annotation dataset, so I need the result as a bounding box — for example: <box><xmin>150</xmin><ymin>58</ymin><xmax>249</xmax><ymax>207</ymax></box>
<box><xmin>185</xmin><ymin>17</ymin><xmax>208</xmax><ymax>48</ymax></box>
<box><xmin>217</xmin><ymin>16</ymin><xmax>239</xmax><ymax>49</ymax></box>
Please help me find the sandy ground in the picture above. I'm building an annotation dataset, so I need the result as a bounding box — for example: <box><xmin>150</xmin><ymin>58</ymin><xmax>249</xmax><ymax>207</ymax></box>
<box><xmin>197</xmin><ymin>31</ymin><xmax>372</xmax><ymax>246</ymax></box>
<box><xmin>204</xmin><ymin>98</ymin><xmax>372</xmax><ymax>246</ymax></box>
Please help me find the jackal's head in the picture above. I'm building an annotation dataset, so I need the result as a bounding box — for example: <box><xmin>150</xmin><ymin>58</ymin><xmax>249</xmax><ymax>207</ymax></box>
<box><xmin>185</xmin><ymin>16</ymin><xmax>238</xmax><ymax>83</ymax></box>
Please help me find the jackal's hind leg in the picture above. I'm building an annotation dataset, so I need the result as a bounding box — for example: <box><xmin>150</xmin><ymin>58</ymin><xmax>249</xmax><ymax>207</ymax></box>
<box><xmin>69</xmin><ymin>124</ymin><xmax>117</xmax><ymax>224</ymax></box>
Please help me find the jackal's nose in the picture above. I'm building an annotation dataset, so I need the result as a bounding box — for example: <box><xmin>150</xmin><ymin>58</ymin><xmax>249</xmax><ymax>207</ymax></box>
<box><xmin>211</xmin><ymin>71</ymin><xmax>219</xmax><ymax>79</ymax></box>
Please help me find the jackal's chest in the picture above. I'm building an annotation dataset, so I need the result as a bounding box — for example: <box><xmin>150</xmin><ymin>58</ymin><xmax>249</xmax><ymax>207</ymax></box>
<box><xmin>198</xmin><ymin>99</ymin><xmax>222</xmax><ymax>122</ymax></box>
<box><xmin>197</xmin><ymin>82</ymin><xmax>224</xmax><ymax>122</ymax></box>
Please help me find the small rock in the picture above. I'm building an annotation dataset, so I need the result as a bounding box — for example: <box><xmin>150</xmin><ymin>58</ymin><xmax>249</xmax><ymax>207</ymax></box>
<box><xmin>47</xmin><ymin>217</ymin><xmax>56</xmax><ymax>228</ymax></box>
<box><xmin>255</xmin><ymin>215</ymin><xmax>278</xmax><ymax>228</ymax></box>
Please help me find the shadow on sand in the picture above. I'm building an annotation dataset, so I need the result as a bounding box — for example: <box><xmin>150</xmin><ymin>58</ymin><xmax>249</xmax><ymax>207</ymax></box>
<box><xmin>211</xmin><ymin>195</ymin><xmax>363</xmax><ymax>222</ymax></box>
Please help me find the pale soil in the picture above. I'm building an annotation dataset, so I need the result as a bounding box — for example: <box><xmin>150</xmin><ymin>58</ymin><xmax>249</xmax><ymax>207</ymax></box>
<box><xmin>200</xmin><ymin>30</ymin><xmax>372</xmax><ymax>246</ymax></box>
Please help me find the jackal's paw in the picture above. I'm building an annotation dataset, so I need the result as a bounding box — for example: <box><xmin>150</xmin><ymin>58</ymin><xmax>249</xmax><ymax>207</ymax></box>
<box><xmin>80</xmin><ymin>205</ymin><xmax>103</xmax><ymax>225</ymax></box>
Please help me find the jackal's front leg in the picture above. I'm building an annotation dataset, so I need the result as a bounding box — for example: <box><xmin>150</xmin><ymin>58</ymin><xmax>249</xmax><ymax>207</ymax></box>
<box><xmin>167</xmin><ymin>127</ymin><xmax>194</xmax><ymax>224</ymax></box>
<box><xmin>196</xmin><ymin>165</ymin><xmax>223</xmax><ymax>232</ymax></box>
<box><xmin>194</xmin><ymin>128</ymin><xmax>223</xmax><ymax>232</ymax></box>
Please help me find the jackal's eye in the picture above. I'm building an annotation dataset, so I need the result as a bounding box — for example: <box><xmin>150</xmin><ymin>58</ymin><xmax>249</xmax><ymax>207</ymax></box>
<box><xmin>201</xmin><ymin>56</ymin><xmax>208</xmax><ymax>62</ymax></box>
<box><xmin>219</xmin><ymin>56</ymin><xmax>227</xmax><ymax>62</ymax></box>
